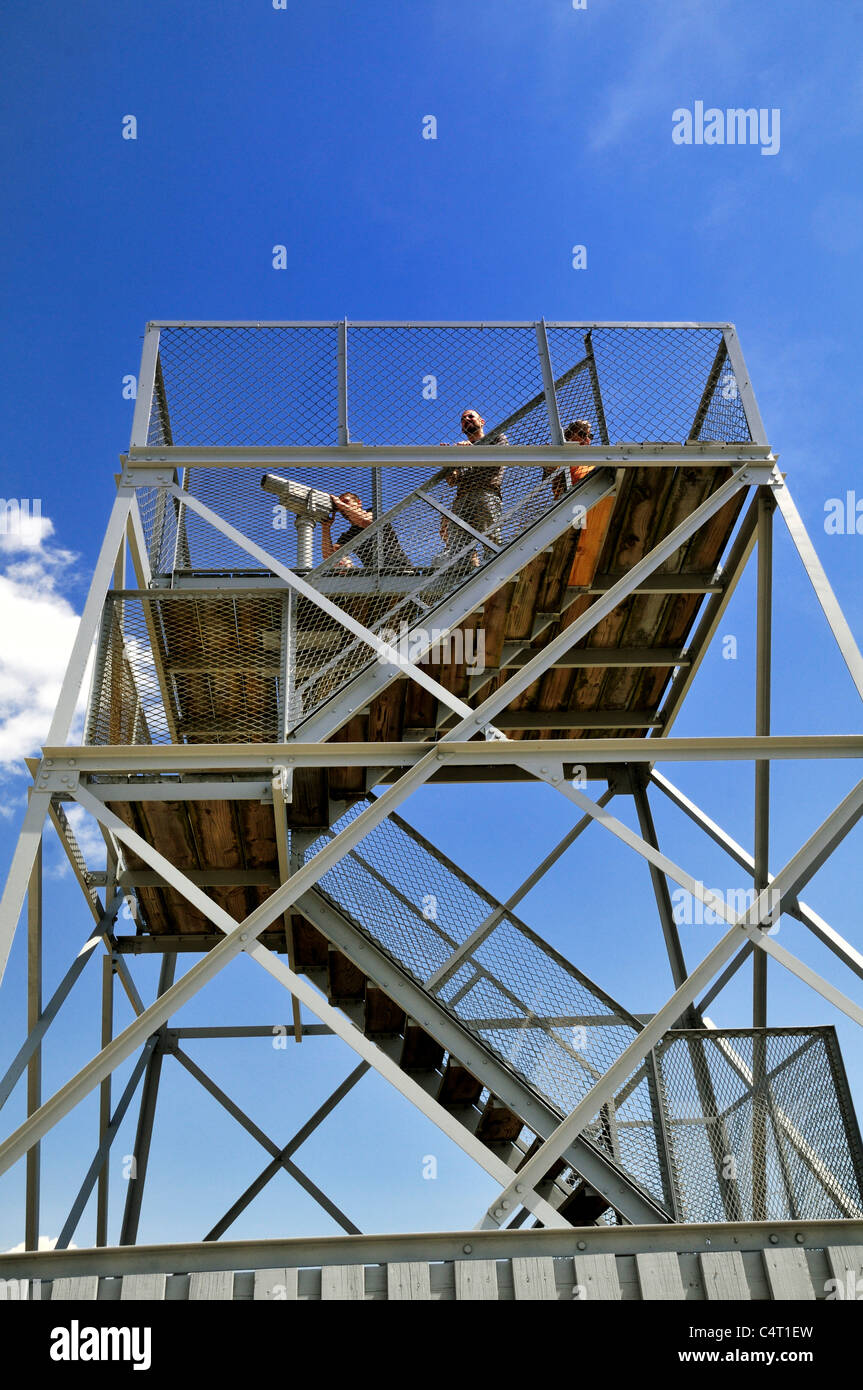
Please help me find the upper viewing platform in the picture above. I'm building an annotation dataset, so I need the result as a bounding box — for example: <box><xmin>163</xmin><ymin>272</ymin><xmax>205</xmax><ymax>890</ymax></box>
<box><xmin>88</xmin><ymin>322</ymin><xmax>775</xmax><ymax>762</ymax></box>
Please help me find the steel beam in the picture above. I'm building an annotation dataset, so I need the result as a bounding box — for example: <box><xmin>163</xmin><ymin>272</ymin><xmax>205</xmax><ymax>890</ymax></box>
<box><xmin>773</xmin><ymin>475</ymin><xmax>863</xmax><ymax>703</ymax></box>
<box><xmin>0</xmin><ymin>790</ymin><xmax>52</xmax><ymax>989</ymax></box>
<box><xmin>45</xmin><ymin>487</ymin><xmax>134</xmax><ymax>748</ymax></box>
<box><xmin>97</xmin><ymin>953</ymin><xmax>113</xmax><ymax>1246</ymax></box>
<box><xmin>272</xmin><ymin>780</ymin><xmax>302</xmax><ymax>1042</ymax></box>
<box><xmin>168</xmin><ymin>1046</ymin><xmax>363</xmax><ymax>1238</ymax></box>
<box><xmin>3</xmin><ymin>1218</ymin><xmax>862</xmax><ymax>1284</ymax></box>
<box><xmin>125</xmin><ymin>443</ymin><xmax>775</xmax><ymax>469</ymax></box>
<box><xmin>25</xmin><ymin>840</ymin><xmax>42</xmax><ymax>1250</ymax></box>
<box><xmin>752</xmin><ymin>489</ymin><xmax>774</xmax><ymax>1217</ymax></box>
<box><xmin>130</xmin><ymin>326</ymin><xmax>161</xmax><ymax>448</ymax></box>
<box><xmin>536</xmin><ymin>319</ymin><xmax>565</xmax><ymax>445</ymax></box>
<box><xmin>38</xmin><ymin>732</ymin><xmax>863</xmax><ymax>776</ymax></box>
<box><xmin>629</xmin><ymin>773</ymin><xmax>690</xmax><ymax>995</ymax></box>
<box><xmin>753</xmin><ymin>489</ymin><xmax>774</xmax><ymax>1028</ymax></box>
<box><xmin>722</xmin><ymin>327</ymin><xmax>769</xmax><ymax>445</ymax></box>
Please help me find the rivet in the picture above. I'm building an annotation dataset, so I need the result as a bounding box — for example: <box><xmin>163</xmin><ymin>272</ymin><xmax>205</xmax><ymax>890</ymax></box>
<box><xmin>769</xmin><ymin>1233</ymin><xmax>779</xmax><ymax>1244</ymax></box>
<box><xmin>795</xmin><ymin>1232</ymin><xmax>805</xmax><ymax>1244</ymax></box>
<box><xmin>577</xmin><ymin>1240</ymin><xmax>586</xmax><ymax>1251</ymax></box>
<box><xmin>463</xmin><ymin>1243</ymin><xmax>472</xmax><ymax>1254</ymax></box>
<box><xmin>515</xmin><ymin>1184</ymin><xmax>524</xmax><ymax>1194</ymax></box>
<box><xmin>500</xmin><ymin>1200</ymin><xmax>509</xmax><ymax>1210</ymax></box>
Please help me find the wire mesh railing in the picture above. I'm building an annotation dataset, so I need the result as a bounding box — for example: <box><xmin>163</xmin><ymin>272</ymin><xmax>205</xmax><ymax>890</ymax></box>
<box><xmin>655</xmin><ymin>1029</ymin><xmax>863</xmax><ymax>1222</ymax></box>
<box><xmin>134</xmin><ymin>323</ymin><xmax>754</xmax><ymax>575</ymax></box>
<box><xmin>90</xmin><ymin>455</ymin><xmax>604</xmax><ymax>744</ymax></box>
<box><xmin>86</xmin><ymin>591</ymin><xmax>288</xmax><ymax>745</ymax></box>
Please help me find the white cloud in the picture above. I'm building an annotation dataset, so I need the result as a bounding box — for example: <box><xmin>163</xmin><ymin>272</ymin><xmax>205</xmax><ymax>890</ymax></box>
<box><xmin>0</xmin><ymin>504</ymin><xmax>55</xmax><ymax>555</ymax></box>
<box><xmin>4</xmin><ymin>1236</ymin><xmax>77</xmax><ymax>1253</ymax></box>
<box><xmin>0</xmin><ymin>521</ymin><xmax>91</xmax><ymax>775</ymax></box>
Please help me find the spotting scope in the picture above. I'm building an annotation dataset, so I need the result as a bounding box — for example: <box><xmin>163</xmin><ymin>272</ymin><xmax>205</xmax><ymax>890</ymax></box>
<box><xmin>261</xmin><ymin>473</ymin><xmax>334</xmax><ymax>568</ymax></box>
<box><xmin>260</xmin><ymin>473</ymin><xmax>333</xmax><ymax>521</ymax></box>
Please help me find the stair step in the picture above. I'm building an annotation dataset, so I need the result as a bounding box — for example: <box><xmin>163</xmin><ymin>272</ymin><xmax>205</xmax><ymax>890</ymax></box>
<box><xmin>437</xmin><ymin>1063</ymin><xmax>483</xmax><ymax>1108</ymax></box>
<box><xmin>557</xmin><ymin>1184</ymin><xmax>612</xmax><ymax>1226</ymax></box>
<box><xmin>400</xmin><ymin>1023</ymin><xmax>445</xmax><ymax>1073</ymax></box>
<box><xmin>327</xmin><ymin>948</ymin><xmax>366</xmax><ymax>1004</ymax></box>
<box><xmin>292</xmin><ymin>916</ymin><xmax>329</xmax><ymax>972</ymax></box>
<box><xmin>475</xmin><ymin>1098</ymin><xmax>525</xmax><ymax>1144</ymax></box>
<box><xmin>364</xmin><ymin>986</ymin><xmax>406</xmax><ymax>1038</ymax></box>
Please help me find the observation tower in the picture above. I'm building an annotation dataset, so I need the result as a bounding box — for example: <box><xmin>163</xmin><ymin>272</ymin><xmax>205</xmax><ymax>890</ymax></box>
<box><xmin>1</xmin><ymin>320</ymin><xmax>862</xmax><ymax>1302</ymax></box>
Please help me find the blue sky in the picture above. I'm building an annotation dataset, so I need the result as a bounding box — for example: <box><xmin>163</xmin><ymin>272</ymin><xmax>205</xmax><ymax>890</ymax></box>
<box><xmin>1</xmin><ymin>0</ymin><xmax>863</xmax><ymax>1248</ymax></box>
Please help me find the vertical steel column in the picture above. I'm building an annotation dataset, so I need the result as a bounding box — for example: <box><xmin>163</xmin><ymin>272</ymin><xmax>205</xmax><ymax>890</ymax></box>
<box><xmin>171</xmin><ymin>468</ymin><xmax>191</xmax><ymax>575</ymax></box>
<box><xmin>25</xmin><ymin>834</ymin><xmax>42</xmax><ymax>1251</ymax></box>
<box><xmin>274</xmin><ymin>793</ymin><xmax>302</xmax><ymax>1043</ymax></box>
<box><xmin>96</xmin><ymin>953</ymin><xmax>114</xmax><ymax>1246</ymax></box>
<box><xmin>753</xmin><ymin>487</ymin><xmax>775</xmax><ymax>1220</ymax></box>
<box><xmin>337</xmin><ymin>319</ymin><xmax>349</xmax><ymax>448</ymax></box>
<box><xmin>722</xmin><ymin>326</ymin><xmax>769</xmax><ymax>445</ymax></box>
<box><xmin>129</xmin><ymin>325</ymin><xmax>161</xmax><ymax>449</ymax></box>
<box><xmin>629</xmin><ymin>770</ymin><xmax>743</xmax><ymax>1221</ymax></box>
<box><xmin>629</xmin><ymin>770</ymin><xmax>691</xmax><ymax>1000</ymax></box>
<box><xmin>754</xmin><ymin>489</ymin><xmax>774</xmax><ymax>1025</ymax></box>
<box><xmin>280</xmin><ymin>591</ymin><xmax>296</xmax><ymax>741</ymax></box>
<box><xmin>119</xmin><ymin>952</ymin><xmax>177</xmax><ymax>1245</ymax></box>
<box><xmin>583</xmin><ymin>331</ymin><xmax>610</xmax><ymax>446</ymax></box>
<box><xmin>536</xmin><ymin>319</ymin><xmax>565</xmax><ymax>446</ymax></box>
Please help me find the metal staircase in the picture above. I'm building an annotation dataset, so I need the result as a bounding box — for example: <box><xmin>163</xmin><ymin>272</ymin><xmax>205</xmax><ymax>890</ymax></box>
<box><xmin>285</xmin><ymin>799</ymin><xmax>863</xmax><ymax>1227</ymax></box>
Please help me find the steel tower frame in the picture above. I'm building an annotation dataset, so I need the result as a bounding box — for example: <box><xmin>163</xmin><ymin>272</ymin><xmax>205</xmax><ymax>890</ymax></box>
<box><xmin>1</xmin><ymin>320</ymin><xmax>863</xmax><ymax>1251</ymax></box>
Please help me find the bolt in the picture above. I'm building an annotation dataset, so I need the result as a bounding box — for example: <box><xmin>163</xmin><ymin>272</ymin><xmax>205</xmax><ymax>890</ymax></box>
<box><xmin>463</xmin><ymin>1243</ymin><xmax>472</xmax><ymax>1254</ymax></box>
<box><xmin>769</xmin><ymin>1233</ymin><xmax>779</xmax><ymax>1244</ymax></box>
